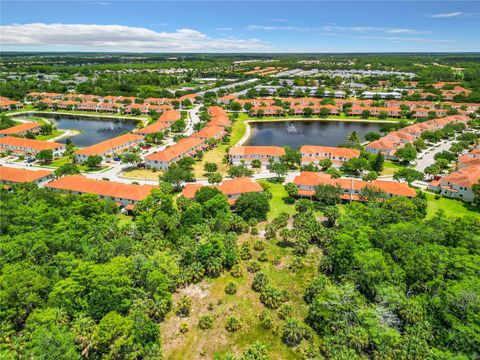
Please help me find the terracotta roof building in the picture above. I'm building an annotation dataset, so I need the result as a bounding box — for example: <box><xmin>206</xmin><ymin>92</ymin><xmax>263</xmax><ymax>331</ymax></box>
<box><xmin>145</xmin><ymin>137</ymin><xmax>205</xmax><ymax>170</ymax></box>
<box><xmin>294</xmin><ymin>171</ymin><xmax>417</xmax><ymax>200</ymax></box>
<box><xmin>0</xmin><ymin>122</ymin><xmax>42</xmax><ymax>138</ymax></box>
<box><xmin>0</xmin><ymin>136</ymin><xmax>65</xmax><ymax>156</ymax></box>
<box><xmin>182</xmin><ymin>177</ymin><xmax>263</xmax><ymax>204</ymax></box>
<box><xmin>300</xmin><ymin>146</ymin><xmax>360</xmax><ymax>167</ymax></box>
<box><xmin>0</xmin><ymin>166</ymin><xmax>52</xmax><ymax>185</ymax></box>
<box><xmin>229</xmin><ymin>146</ymin><xmax>285</xmax><ymax>166</ymax></box>
<box><xmin>74</xmin><ymin>133</ymin><xmax>143</xmax><ymax>163</ymax></box>
<box><xmin>191</xmin><ymin>126</ymin><xmax>225</xmax><ymax>141</ymax></box>
<box><xmin>45</xmin><ymin>175</ymin><xmax>157</xmax><ymax>207</ymax></box>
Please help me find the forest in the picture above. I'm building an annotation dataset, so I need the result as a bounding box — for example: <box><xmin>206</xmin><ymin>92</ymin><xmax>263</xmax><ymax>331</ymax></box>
<box><xmin>0</xmin><ymin>183</ymin><xmax>479</xmax><ymax>359</ymax></box>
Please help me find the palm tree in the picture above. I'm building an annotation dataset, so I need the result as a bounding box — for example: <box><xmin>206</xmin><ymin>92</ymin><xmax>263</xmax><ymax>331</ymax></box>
<box><xmin>282</xmin><ymin>318</ymin><xmax>305</xmax><ymax>346</ymax></box>
<box><xmin>347</xmin><ymin>130</ymin><xmax>361</xmax><ymax>144</ymax></box>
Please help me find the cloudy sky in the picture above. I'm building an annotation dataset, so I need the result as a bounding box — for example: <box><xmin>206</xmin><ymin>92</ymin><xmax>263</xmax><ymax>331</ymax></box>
<box><xmin>1</xmin><ymin>1</ymin><xmax>479</xmax><ymax>52</ymax></box>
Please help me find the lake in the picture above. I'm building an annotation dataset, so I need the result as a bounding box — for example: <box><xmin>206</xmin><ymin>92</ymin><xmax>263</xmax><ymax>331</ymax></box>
<box><xmin>13</xmin><ymin>113</ymin><xmax>138</xmax><ymax>147</ymax></box>
<box><xmin>245</xmin><ymin>120</ymin><xmax>383</xmax><ymax>148</ymax></box>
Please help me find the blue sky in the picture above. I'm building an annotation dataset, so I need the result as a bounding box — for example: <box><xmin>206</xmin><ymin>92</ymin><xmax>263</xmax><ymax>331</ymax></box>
<box><xmin>1</xmin><ymin>1</ymin><xmax>479</xmax><ymax>52</ymax></box>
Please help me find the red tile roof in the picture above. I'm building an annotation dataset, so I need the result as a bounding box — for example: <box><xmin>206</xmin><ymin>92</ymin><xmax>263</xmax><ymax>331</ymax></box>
<box><xmin>0</xmin><ymin>122</ymin><xmax>41</xmax><ymax>135</ymax></box>
<box><xmin>135</xmin><ymin>121</ymin><xmax>171</xmax><ymax>135</ymax></box>
<box><xmin>75</xmin><ymin>133</ymin><xmax>143</xmax><ymax>156</ymax></box>
<box><xmin>229</xmin><ymin>146</ymin><xmax>285</xmax><ymax>157</ymax></box>
<box><xmin>159</xmin><ymin>110</ymin><xmax>181</xmax><ymax>123</ymax></box>
<box><xmin>0</xmin><ymin>136</ymin><xmax>65</xmax><ymax>151</ymax></box>
<box><xmin>182</xmin><ymin>177</ymin><xmax>263</xmax><ymax>200</ymax></box>
<box><xmin>0</xmin><ymin>166</ymin><xmax>52</xmax><ymax>183</ymax></box>
<box><xmin>191</xmin><ymin>126</ymin><xmax>224</xmax><ymax>140</ymax></box>
<box><xmin>145</xmin><ymin>137</ymin><xmax>204</xmax><ymax>162</ymax></box>
<box><xmin>300</xmin><ymin>146</ymin><xmax>360</xmax><ymax>159</ymax></box>
<box><xmin>46</xmin><ymin>175</ymin><xmax>157</xmax><ymax>202</ymax></box>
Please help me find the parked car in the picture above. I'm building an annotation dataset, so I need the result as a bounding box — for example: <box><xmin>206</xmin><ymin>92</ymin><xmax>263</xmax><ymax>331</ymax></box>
<box><xmin>26</xmin><ymin>158</ymin><xmax>35</xmax><ymax>163</ymax></box>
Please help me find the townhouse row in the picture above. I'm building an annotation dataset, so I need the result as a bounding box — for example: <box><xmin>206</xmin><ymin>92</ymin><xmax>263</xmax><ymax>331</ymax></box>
<box><xmin>228</xmin><ymin>145</ymin><xmax>360</xmax><ymax>168</ymax></box>
<box><xmin>182</xmin><ymin>177</ymin><xmax>264</xmax><ymax>204</ymax></box>
<box><xmin>0</xmin><ymin>96</ymin><xmax>23</xmax><ymax>111</ymax></box>
<box><xmin>0</xmin><ymin>136</ymin><xmax>66</xmax><ymax>156</ymax></box>
<box><xmin>1</xmin><ymin>166</ymin><xmax>266</xmax><ymax>210</ymax></box>
<box><xmin>0</xmin><ymin>122</ymin><xmax>42</xmax><ymax>138</ymax></box>
<box><xmin>428</xmin><ymin>146</ymin><xmax>480</xmax><ymax>202</ymax></box>
<box><xmin>27</xmin><ymin>92</ymin><xmax>198</xmax><ymax>105</ymax></box>
<box><xmin>293</xmin><ymin>171</ymin><xmax>417</xmax><ymax>201</ymax></box>
<box><xmin>36</xmin><ymin>98</ymin><xmax>174</xmax><ymax>114</ymax></box>
<box><xmin>365</xmin><ymin>115</ymin><xmax>471</xmax><ymax>160</ymax></box>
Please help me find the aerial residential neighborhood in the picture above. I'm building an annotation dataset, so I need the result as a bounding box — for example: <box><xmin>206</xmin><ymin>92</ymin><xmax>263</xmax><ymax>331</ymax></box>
<box><xmin>0</xmin><ymin>1</ymin><xmax>479</xmax><ymax>359</ymax></box>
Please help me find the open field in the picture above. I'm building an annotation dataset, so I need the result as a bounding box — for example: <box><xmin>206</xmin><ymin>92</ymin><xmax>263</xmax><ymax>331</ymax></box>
<box><xmin>161</xmin><ymin>234</ymin><xmax>321</xmax><ymax>360</ymax></box>
<box><xmin>120</xmin><ymin>168</ymin><xmax>162</xmax><ymax>180</ymax></box>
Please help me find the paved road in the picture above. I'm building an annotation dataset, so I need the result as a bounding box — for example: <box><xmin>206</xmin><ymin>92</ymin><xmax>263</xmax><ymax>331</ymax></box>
<box><xmin>414</xmin><ymin>139</ymin><xmax>455</xmax><ymax>172</ymax></box>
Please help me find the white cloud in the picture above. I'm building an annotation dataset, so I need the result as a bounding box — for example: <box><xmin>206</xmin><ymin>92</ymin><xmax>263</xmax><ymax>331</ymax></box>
<box><xmin>429</xmin><ymin>12</ymin><xmax>463</xmax><ymax>18</ymax></box>
<box><xmin>0</xmin><ymin>23</ymin><xmax>271</xmax><ymax>52</ymax></box>
<box><xmin>214</xmin><ymin>27</ymin><xmax>233</xmax><ymax>32</ymax></box>
<box><xmin>387</xmin><ymin>28</ymin><xmax>431</xmax><ymax>35</ymax></box>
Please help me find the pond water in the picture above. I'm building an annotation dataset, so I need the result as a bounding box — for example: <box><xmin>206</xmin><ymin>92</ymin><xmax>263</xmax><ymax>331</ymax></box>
<box><xmin>245</xmin><ymin>120</ymin><xmax>383</xmax><ymax>148</ymax></box>
<box><xmin>13</xmin><ymin>113</ymin><xmax>138</xmax><ymax>147</ymax></box>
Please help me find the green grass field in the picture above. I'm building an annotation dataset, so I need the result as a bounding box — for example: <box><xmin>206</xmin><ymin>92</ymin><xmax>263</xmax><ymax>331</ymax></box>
<box><xmin>425</xmin><ymin>192</ymin><xmax>479</xmax><ymax>219</ymax></box>
<box><xmin>36</xmin><ymin>130</ymin><xmax>65</xmax><ymax>141</ymax></box>
<box><xmin>258</xmin><ymin>180</ymin><xmax>296</xmax><ymax>220</ymax></box>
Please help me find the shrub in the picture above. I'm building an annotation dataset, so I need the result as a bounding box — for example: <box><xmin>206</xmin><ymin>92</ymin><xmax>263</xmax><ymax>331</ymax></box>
<box><xmin>254</xmin><ymin>240</ymin><xmax>266</xmax><ymax>251</ymax></box>
<box><xmin>259</xmin><ymin>311</ymin><xmax>274</xmax><ymax>330</ymax></box>
<box><xmin>198</xmin><ymin>315</ymin><xmax>214</xmax><ymax>330</ymax></box>
<box><xmin>289</xmin><ymin>256</ymin><xmax>304</xmax><ymax>272</ymax></box>
<box><xmin>284</xmin><ymin>196</ymin><xmax>295</xmax><ymax>204</ymax></box>
<box><xmin>240</xmin><ymin>243</ymin><xmax>252</xmax><ymax>260</ymax></box>
<box><xmin>260</xmin><ymin>286</ymin><xmax>289</xmax><ymax>309</ymax></box>
<box><xmin>258</xmin><ymin>251</ymin><xmax>268</xmax><ymax>262</ymax></box>
<box><xmin>176</xmin><ymin>296</ymin><xmax>192</xmax><ymax>317</ymax></box>
<box><xmin>252</xmin><ymin>272</ymin><xmax>269</xmax><ymax>292</ymax></box>
<box><xmin>278</xmin><ymin>303</ymin><xmax>294</xmax><ymax>320</ymax></box>
<box><xmin>225</xmin><ymin>281</ymin><xmax>237</xmax><ymax>295</ymax></box>
<box><xmin>282</xmin><ymin>318</ymin><xmax>305</xmax><ymax>347</ymax></box>
<box><xmin>250</xmin><ymin>227</ymin><xmax>258</xmax><ymax>235</ymax></box>
<box><xmin>180</xmin><ymin>321</ymin><xmax>189</xmax><ymax>333</ymax></box>
<box><xmin>230</xmin><ymin>264</ymin><xmax>243</xmax><ymax>278</ymax></box>
<box><xmin>226</xmin><ymin>316</ymin><xmax>241</xmax><ymax>332</ymax></box>
<box><xmin>247</xmin><ymin>261</ymin><xmax>261</xmax><ymax>273</ymax></box>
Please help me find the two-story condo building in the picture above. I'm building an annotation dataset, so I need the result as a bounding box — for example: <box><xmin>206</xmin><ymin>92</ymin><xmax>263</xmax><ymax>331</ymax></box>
<box><xmin>74</xmin><ymin>133</ymin><xmax>144</xmax><ymax>163</ymax></box>
<box><xmin>229</xmin><ymin>146</ymin><xmax>285</xmax><ymax>166</ymax></box>
<box><xmin>45</xmin><ymin>175</ymin><xmax>157</xmax><ymax>208</ymax></box>
<box><xmin>300</xmin><ymin>146</ymin><xmax>360</xmax><ymax>167</ymax></box>
<box><xmin>0</xmin><ymin>122</ymin><xmax>42</xmax><ymax>138</ymax></box>
<box><xmin>0</xmin><ymin>166</ymin><xmax>53</xmax><ymax>185</ymax></box>
<box><xmin>145</xmin><ymin>137</ymin><xmax>205</xmax><ymax>170</ymax></box>
<box><xmin>294</xmin><ymin>171</ymin><xmax>417</xmax><ymax>201</ymax></box>
<box><xmin>182</xmin><ymin>177</ymin><xmax>264</xmax><ymax>205</ymax></box>
<box><xmin>0</xmin><ymin>136</ymin><xmax>66</xmax><ymax>156</ymax></box>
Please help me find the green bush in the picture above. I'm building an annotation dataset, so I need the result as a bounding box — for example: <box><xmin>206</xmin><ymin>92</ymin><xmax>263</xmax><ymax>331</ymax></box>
<box><xmin>260</xmin><ymin>286</ymin><xmax>289</xmax><ymax>309</ymax></box>
<box><xmin>278</xmin><ymin>303</ymin><xmax>294</xmax><ymax>320</ymax></box>
<box><xmin>225</xmin><ymin>281</ymin><xmax>237</xmax><ymax>295</ymax></box>
<box><xmin>226</xmin><ymin>316</ymin><xmax>241</xmax><ymax>332</ymax></box>
<box><xmin>252</xmin><ymin>272</ymin><xmax>269</xmax><ymax>293</ymax></box>
<box><xmin>258</xmin><ymin>251</ymin><xmax>268</xmax><ymax>262</ymax></box>
<box><xmin>230</xmin><ymin>264</ymin><xmax>243</xmax><ymax>278</ymax></box>
<box><xmin>254</xmin><ymin>240</ymin><xmax>266</xmax><ymax>251</ymax></box>
<box><xmin>247</xmin><ymin>260</ymin><xmax>261</xmax><ymax>273</ymax></box>
<box><xmin>198</xmin><ymin>315</ymin><xmax>214</xmax><ymax>330</ymax></box>
<box><xmin>259</xmin><ymin>311</ymin><xmax>274</xmax><ymax>330</ymax></box>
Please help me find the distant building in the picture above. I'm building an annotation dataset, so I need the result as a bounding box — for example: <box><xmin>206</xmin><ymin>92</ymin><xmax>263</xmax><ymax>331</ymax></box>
<box><xmin>0</xmin><ymin>122</ymin><xmax>42</xmax><ymax>138</ymax></box>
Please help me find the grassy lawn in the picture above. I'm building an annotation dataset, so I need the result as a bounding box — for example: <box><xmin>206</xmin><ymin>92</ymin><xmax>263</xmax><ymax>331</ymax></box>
<box><xmin>161</xmin><ymin>235</ymin><xmax>320</xmax><ymax>360</ymax></box>
<box><xmin>36</xmin><ymin>130</ymin><xmax>65</xmax><ymax>141</ymax></box>
<box><xmin>425</xmin><ymin>192</ymin><xmax>480</xmax><ymax>219</ymax></box>
<box><xmin>258</xmin><ymin>180</ymin><xmax>296</xmax><ymax>220</ymax></box>
<box><xmin>193</xmin><ymin>144</ymin><xmax>230</xmax><ymax>178</ymax></box>
<box><xmin>115</xmin><ymin>214</ymin><xmax>133</xmax><ymax>226</ymax></box>
<box><xmin>381</xmin><ymin>161</ymin><xmax>406</xmax><ymax>176</ymax></box>
<box><xmin>119</xmin><ymin>168</ymin><xmax>161</xmax><ymax>180</ymax></box>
